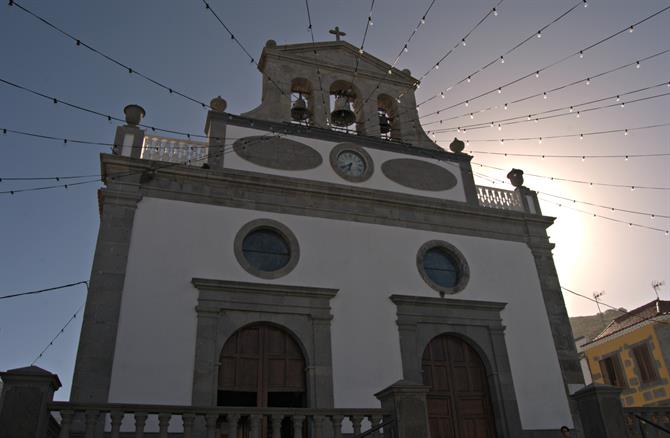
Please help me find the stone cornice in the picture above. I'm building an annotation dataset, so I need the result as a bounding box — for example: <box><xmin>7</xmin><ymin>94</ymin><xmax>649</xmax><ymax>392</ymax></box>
<box><xmin>218</xmin><ymin>113</ymin><xmax>472</xmax><ymax>162</ymax></box>
<box><xmin>101</xmin><ymin>154</ymin><xmax>556</xmax><ymax>243</ymax></box>
<box><xmin>191</xmin><ymin>278</ymin><xmax>338</xmax><ymax>300</ymax></box>
<box><xmin>390</xmin><ymin>294</ymin><xmax>507</xmax><ymax>312</ymax></box>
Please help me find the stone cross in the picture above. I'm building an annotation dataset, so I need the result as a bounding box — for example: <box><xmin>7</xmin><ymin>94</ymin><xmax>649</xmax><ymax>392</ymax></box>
<box><xmin>329</xmin><ymin>26</ymin><xmax>346</xmax><ymax>41</ymax></box>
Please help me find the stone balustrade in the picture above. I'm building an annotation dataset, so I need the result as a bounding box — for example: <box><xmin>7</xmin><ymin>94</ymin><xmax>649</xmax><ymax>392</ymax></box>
<box><xmin>141</xmin><ymin>135</ymin><xmax>209</xmax><ymax>166</ymax></box>
<box><xmin>49</xmin><ymin>401</ymin><xmax>392</xmax><ymax>438</ymax></box>
<box><xmin>475</xmin><ymin>185</ymin><xmax>525</xmax><ymax>212</ymax></box>
<box><xmin>624</xmin><ymin>407</ymin><xmax>670</xmax><ymax>437</ymax></box>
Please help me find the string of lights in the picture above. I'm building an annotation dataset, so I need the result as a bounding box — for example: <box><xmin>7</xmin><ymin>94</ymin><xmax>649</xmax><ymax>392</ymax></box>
<box><xmin>441</xmin><ymin>122</ymin><xmax>670</xmax><ymax>146</ymax></box>
<box><xmin>423</xmin><ymin>49</ymin><xmax>670</xmax><ymax>127</ymax></box>
<box><xmin>7</xmin><ymin>0</ymin><xmax>211</xmax><ymax>110</ymax></box>
<box><xmin>0</xmin><ymin>280</ymin><xmax>88</xmax><ymax>301</ymax></box>
<box><xmin>32</xmin><ymin>302</ymin><xmax>85</xmax><ymax>365</ymax></box>
<box><xmin>303</xmin><ymin>0</ymin><xmax>332</xmax><ymax>125</ymax></box>
<box><xmin>199</xmin><ymin>0</ymin><xmax>287</xmax><ymax>98</ymax></box>
<box><xmin>419</xmin><ymin>0</ymin><xmax>584</xmax><ymax>106</ymax></box>
<box><xmin>473</xmin><ymin>161</ymin><xmax>670</xmax><ymax>190</ymax></box>
<box><xmin>472</xmin><ymin>171</ymin><xmax>669</xmax><ymax>235</ymax></box>
<box><xmin>429</xmin><ymin>90</ymin><xmax>670</xmax><ymax>135</ymax></box>
<box><xmin>417</xmin><ymin>5</ymin><xmax>670</xmax><ymax>121</ymax></box>
<box><xmin>353</xmin><ymin>0</ymin><xmax>440</xmax><ymax>115</ymax></box>
<box><xmin>348</xmin><ymin>0</ymin><xmax>377</xmax><ymax>100</ymax></box>
<box><xmin>469</xmin><ymin>150</ymin><xmax>670</xmax><ymax>161</ymax></box>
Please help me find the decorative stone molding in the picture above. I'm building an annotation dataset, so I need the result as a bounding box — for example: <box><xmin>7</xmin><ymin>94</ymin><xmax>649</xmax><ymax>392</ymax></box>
<box><xmin>190</xmin><ymin>279</ymin><xmax>338</xmax><ymax>409</ymax></box>
<box><xmin>389</xmin><ymin>294</ymin><xmax>523</xmax><ymax>438</ymax></box>
<box><xmin>233</xmin><ymin>218</ymin><xmax>300</xmax><ymax>279</ymax></box>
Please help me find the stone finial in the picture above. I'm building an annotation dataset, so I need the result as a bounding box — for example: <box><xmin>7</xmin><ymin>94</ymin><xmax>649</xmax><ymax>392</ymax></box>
<box><xmin>210</xmin><ymin>96</ymin><xmax>227</xmax><ymax>113</ymax></box>
<box><xmin>507</xmin><ymin>168</ymin><xmax>524</xmax><ymax>188</ymax></box>
<box><xmin>449</xmin><ymin>137</ymin><xmax>465</xmax><ymax>153</ymax></box>
<box><xmin>123</xmin><ymin>104</ymin><xmax>145</xmax><ymax>126</ymax></box>
<box><xmin>265</xmin><ymin>39</ymin><xmax>277</xmax><ymax>48</ymax></box>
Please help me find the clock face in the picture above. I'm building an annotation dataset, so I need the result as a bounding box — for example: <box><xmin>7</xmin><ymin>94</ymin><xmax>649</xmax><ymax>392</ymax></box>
<box><xmin>336</xmin><ymin>151</ymin><xmax>366</xmax><ymax>177</ymax></box>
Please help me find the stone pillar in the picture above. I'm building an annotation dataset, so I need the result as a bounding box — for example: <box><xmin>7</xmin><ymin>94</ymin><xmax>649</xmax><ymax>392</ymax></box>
<box><xmin>204</xmin><ymin>97</ymin><xmax>228</xmax><ymax>170</ymax></box>
<box><xmin>572</xmin><ymin>384</ymin><xmax>628</xmax><ymax>438</ymax></box>
<box><xmin>516</xmin><ymin>186</ymin><xmax>542</xmax><ymax>215</ymax></box>
<box><xmin>375</xmin><ymin>380</ymin><xmax>431</xmax><ymax>438</ymax></box>
<box><xmin>0</xmin><ymin>366</ymin><xmax>62</xmax><ymax>438</ymax></box>
<box><xmin>113</xmin><ymin>104</ymin><xmax>146</xmax><ymax>158</ymax></box>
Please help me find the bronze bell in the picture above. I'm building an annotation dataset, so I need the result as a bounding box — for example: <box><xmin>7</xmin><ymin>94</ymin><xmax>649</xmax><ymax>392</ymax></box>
<box><xmin>291</xmin><ymin>95</ymin><xmax>310</xmax><ymax>121</ymax></box>
<box><xmin>378</xmin><ymin>110</ymin><xmax>391</xmax><ymax>134</ymax></box>
<box><xmin>330</xmin><ymin>96</ymin><xmax>356</xmax><ymax>127</ymax></box>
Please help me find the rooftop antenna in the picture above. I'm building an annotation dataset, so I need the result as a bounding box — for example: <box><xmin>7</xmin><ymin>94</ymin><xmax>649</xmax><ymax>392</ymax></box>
<box><xmin>652</xmin><ymin>281</ymin><xmax>665</xmax><ymax>300</ymax></box>
<box><xmin>593</xmin><ymin>291</ymin><xmax>606</xmax><ymax>327</ymax></box>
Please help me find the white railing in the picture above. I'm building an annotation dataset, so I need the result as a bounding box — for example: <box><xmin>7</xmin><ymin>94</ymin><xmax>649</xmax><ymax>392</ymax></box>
<box><xmin>141</xmin><ymin>135</ymin><xmax>209</xmax><ymax>166</ymax></box>
<box><xmin>476</xmin><ymin>185</ymin><xmax>524</xmax><ymax>212</ymax></box>
<box><xmin>49</xmin><ymin>402</ymin><xmax>392</xmax><ymax>438</ymax></box>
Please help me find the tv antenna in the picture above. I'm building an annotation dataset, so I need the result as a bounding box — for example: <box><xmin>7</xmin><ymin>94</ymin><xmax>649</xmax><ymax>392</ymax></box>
<box><xmin>652</xmin><ymin>281</ymin><xmax>665</xmax><ymax>300</ymax></box>
<box><xmin>593</xmin><ymin>291</ymin><xmax>606</xmax><ymax>327</ymax></box>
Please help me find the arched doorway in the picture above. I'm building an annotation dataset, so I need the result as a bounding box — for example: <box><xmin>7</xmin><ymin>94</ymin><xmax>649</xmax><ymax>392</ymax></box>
<box><xmin>422</xmin><ymin>334</ymin><xmax>496</xmax><ymax>438</ymax></box>
<box><xmin>218</xmin><ymin>323</ymin><xmax>307</xmax><ymax>408</ymax></box>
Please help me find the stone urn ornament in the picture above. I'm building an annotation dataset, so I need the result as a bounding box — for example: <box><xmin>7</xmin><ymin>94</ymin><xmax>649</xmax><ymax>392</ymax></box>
<box><xmin>507</xmin><ymin>168</ymin><xmax>524</xmax><ymax>188</ymax></box>
<box><xmin>449</xmin><ymin>137</ymin><xmax>465</xmax><ymax>153</ymax></box>
<box><xmin>210</xmin><ymin>96</ymin><xmax>227</xmax><ymax>113</ymax></box>
<box><xmin>123</xmin><ymin>104</ymin><xmax>145</xmax><ymax>126</ymax></box>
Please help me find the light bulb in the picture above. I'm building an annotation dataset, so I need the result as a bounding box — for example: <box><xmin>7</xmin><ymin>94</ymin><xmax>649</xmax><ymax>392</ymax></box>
<box><xmin>537</xmin><ymin>31</ymin><xmax>542</xmax><ymax>38</ymax></box>
<box><xmin>543</xmin><ymin>92</ymin><xmax>548</xmax><ymax>99</ymax></box>
<box><xmin>527</xmin><ymin>115</ymin><xmax>531</xmax><ymax>120</ymax></box>
<box><xmin>536</xmin><ymin>71</ymin><xmax>540</xmax><ymax>78</ymax></box>
<box><xmin>492</xmin><ymin>8</ymin><xmax>498</xmax><ymax>16</ymax></box>
<box><xmin>500</xmin><ymin>139</ymin><xmax>504</xmax><ymax>145</ymax></box>
<box><xmin>498</xmin><ymin>88</ymin><xmax>502</xmax><ymax>94</ymax></box>
<box><xmin>636</xmin><ymin>61</ymin><xmax>640</xmax><ymax>68</ymax></box>
<box><xmin>467</xmin><ymin>76</ymin><xmax>471</xmax><ymax>83</ymax></box>
<box><xmin>359</xmin><ymin>48</ymin><xmax>364</xmax><ymax>54</ymax></box>
<box><xmin>651</xmin><ymin>214</ymin><xmax>655</xmax><ymax>219</ymax></box>
<box><xmin>534</xmin><ymin>118</ymin><xmax>539</xmax><ymax>123</ymax></box>
<box><xmin>421</xmin><ymin>17</ymin><xmax>426</xmax><ymax>24</ymax></box>
<box><xmin>457</xmin><ymin>127</ymin><xmax>461</xmax><ymax>133</ymax></box>
<box><xmin>620</xmin><ymin>102</ymin><xmax>625</xmax><ymax>108</ymax></box>
<box><xmin>624</xmin><ymin>129</ymin><xmax>628</xmax><ymax>136</ymax></box>
<box><xmin>404</xmin><ymin>45</ymin><xmax>408</xmax><ymax>53</ymax></box>
<box><xmin>625</xmin><ymin>155</ymin><xmax>629</xmax><ymax>161</ymax></box>
<box><xmin>470</xmin><ymin>113</ymin><xmax>474</xmax><ymax>119</ymax></box>
<box><xmin>388</xmin><ymin>69</ymin><xmax>392</xmax><ymax>74</ymax></box>
<box><xmin>500</xmin><ymin>56</ymin><xmax>504</xmax><ymax>64</ymax></box>
<box><xmin>490</xmin><ymin>122</ymin><xmax>494</xmax><ymax>128</ymax></box>
<box><xmin>465</xmin><ymin>140</ymin><xmax>470</xmax><ymax>146</ymax></box>
<box><xmin>538</xmin><ymin>138</ymin><xmax>543</xmax><ymax>144</ymax></box>
<box><xmin>580</xmin><ymin>134</ymin><xmax>584</xmax><ymax>140</ymax></box>
<box><xmin>629</xmin><ymin>25</ymin><xmax>634</xmax><ymax>33</ymax></box>
<box><xmin>569</xmin><ymin>106</ymin><xmax>574</xmax><ymax>113</ymax></box>
<box><xmin>579</xmin><ymin>50</ymin><xmax>584</xmax><ymax>58</ymax></box>
<box><xmin>498</xmin><ymin>124</ymin><xmax>502</xmax><ymax>131</ymax></box>
<box><xmin>465</xmin><ymin>100</ymin><xmax>469</xmax><ymax>107</ymax></box>
<box><xmin>462</xmin><ymin>39</ymin><xmax>466</xmax><ymax>46</ymax></box>
<box><xmin>583</xmin><ymin>0</ymin><xmax>588</xmax><ymax>7</ymax></box>
<box><xmin>435</xmin><ymin>64</ymin><xmax>439</xmax><ymax>70</ymax></box>
<box><xmin>576</xmin><ymin>111</ymin><xmax>580</xmax><ymax>118</ymax></box>
<box><xmin>440</xmin><ymin>92</ymin><xmax>445</xmax><ymax>99</ymax></box>
<box><xmin>631</xmin><ymin>186</ymin><xmax>635</xmax><ymax>191</ymax></box>
<box><xmin>616</xmin><ymin>95</ymin><xmax>620</xmax><ymax>101</ymax></box>
<box><xmin>586</xmin><ymin>78</ymin><xmax>590</xmax><ymax>85</ymax></box>
<box><xmin>504</xmin><ymin>103</ymin><xmax>508</xmax><ymax>110</ymax></box>
<box><xmin>369</xmin><ymin>18</ymin><xmax>373</xmax><ymax>26</ymax></box>
<box><xmin>581</xmin><ymin>156</ymin><xmax>585</xmax><ymax>162</ymax></box>
<box><xmin>541</xmin><ymin>155</ymin><xmax>545</xmax><ymax>160</ymax></box>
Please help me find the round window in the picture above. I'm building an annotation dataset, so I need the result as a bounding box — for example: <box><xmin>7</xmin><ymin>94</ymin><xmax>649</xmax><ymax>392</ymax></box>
<box><xmin>417</xmin><ymin>241</ymin><xmax>469</xmax><ymax>296</ymax></box>
<box><xmin>234</xmin><ymin>219</ymin><xmax>300</xmax><ymax>279</ymax></box>
<box><xmin>242</xmin><ymin>229</ymin><xmax>290</xmax><ymax>272</ymax></box>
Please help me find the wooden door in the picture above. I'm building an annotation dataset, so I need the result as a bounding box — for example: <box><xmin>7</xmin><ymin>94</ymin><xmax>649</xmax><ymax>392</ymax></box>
<box><xmin>219</xmin><ymin>324</ymin><xmax>306</xmax><ymax>407</ymax></box>
<box><xmin>422</xmin><ymin>335</ymin><xmax>496</xmax><ymax>438</ymax></box>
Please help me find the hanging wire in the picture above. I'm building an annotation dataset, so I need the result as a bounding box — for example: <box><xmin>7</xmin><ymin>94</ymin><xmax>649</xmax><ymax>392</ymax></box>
<box><xmin>32</xmin><ymin>297</ymin><xmax>86</xmax><ymax>365</ymax></box>
<box><xmin>303</xmin><ymin>0</ymin><xmax>332</xmax><ymax>124</ymax></box>
<box><xmin>8</xmin><ymin>1</ymin><xmax>211</xmax><ymax>110</ymax></box>
<box><xmin>423</xmin><ymin>49</ymin><xmax>670</xmax><ymax>127</ymax></box>
<box><xmin>0</xmin><ymin>281</ymin><xmax>88</xmax><ymax>301</ymax></box>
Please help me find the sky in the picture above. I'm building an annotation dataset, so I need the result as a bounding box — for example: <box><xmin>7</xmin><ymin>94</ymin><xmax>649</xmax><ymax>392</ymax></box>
<box><xmin>0</xmin><ymin>0</ymin><xmax>668</xmax><ymax>399</ymax></box>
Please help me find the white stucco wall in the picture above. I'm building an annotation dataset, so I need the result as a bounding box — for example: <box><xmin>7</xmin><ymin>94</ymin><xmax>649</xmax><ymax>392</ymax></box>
<box><xmin>223</xmin><ymin>126</ymin><xmax>467</xmax><ymax>203</ymax></box>
<box><xmin>108</xmin><ymin>197</ymin><xmax>572</xmax><ymax>430</ymax></box>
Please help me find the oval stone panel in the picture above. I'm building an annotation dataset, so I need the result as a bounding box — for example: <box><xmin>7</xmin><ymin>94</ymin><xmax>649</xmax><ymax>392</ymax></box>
<box><xmin>381</xmin><ymin>158</ymin><xmax>458</xmax><ymax>191</ymax></box>
<box><xmin>233</xmin><ymin>136</ymin><xmax>322</xmax><ymax>170</ymax></box>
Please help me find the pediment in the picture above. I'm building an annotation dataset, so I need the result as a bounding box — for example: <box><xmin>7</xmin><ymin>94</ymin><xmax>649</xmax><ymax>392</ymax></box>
<box><xmin>259</xmin><ymin>40</ymin><xmax>417</xmax><ymax>85</ymax></box>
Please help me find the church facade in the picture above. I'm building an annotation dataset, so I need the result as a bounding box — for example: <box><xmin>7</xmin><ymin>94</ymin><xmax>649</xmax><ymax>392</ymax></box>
<box><xmin>69</xmin><ymin>37</ymin><xmax>583</xmax><ymax>437</ymax></box>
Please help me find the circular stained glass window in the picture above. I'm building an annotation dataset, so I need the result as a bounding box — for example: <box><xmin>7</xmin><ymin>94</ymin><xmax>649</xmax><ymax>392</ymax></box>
<box><xmin>417</xmin><ymin>241</ymin><xmax>469</xmax><ymax>296</ymax></box>
<box><xmin>423</xmin><ymin>247</ymin><xmax>459</xmax><ymax>288</ymax></box>
<box><xmin>242</xmin><ymin>228</ymin><xmax>290</xmax><ymax>272</ymax></box>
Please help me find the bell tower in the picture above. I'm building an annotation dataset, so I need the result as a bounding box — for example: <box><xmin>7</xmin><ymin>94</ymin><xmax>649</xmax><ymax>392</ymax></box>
<box><xmin>242</xmin><ymin>35</ymin><xmax>438</xmax><ymax>149</ymax></box>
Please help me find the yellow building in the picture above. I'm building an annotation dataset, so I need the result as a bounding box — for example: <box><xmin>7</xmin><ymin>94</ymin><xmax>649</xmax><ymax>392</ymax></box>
<box><xmin>582</xmin><ymin>300</ymin><xmax>670</xmax><ymax>407</ymax></box>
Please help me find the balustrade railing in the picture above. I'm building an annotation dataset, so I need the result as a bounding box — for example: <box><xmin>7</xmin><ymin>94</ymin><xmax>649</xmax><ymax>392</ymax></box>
<box><xmin>624</xmin><ymin>407</ymin><xmax>670</xmax><ymax>437</ymax></box>
<box><xmin>49</xmin><ymin>401</ymin><xmax>392</xmax><ymax>438</ymax></box>
<box><xmin>141</xmin><ymin>135</ymin><xmax>209</xmax><ymax>165</ymax></box>
<box><xmin>475</xmin><ymin>185</ymin><xmax>524</xmax><ymax>212</ymax></box>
